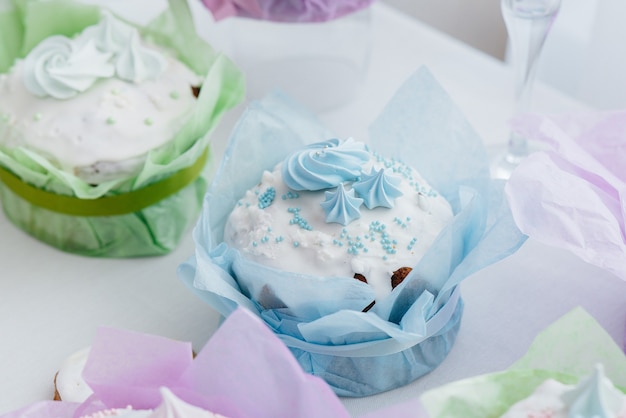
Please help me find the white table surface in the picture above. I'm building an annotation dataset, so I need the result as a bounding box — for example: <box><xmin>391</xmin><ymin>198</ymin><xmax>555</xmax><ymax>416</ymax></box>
<box><xmin>2</xmin><ymin>2</ymin><xmax>625</xmax><ymax>417</ymax></box>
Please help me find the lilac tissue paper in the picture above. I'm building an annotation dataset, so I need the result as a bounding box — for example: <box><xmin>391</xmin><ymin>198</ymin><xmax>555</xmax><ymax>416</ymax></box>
<box><xmin>506</xmin><ymin>111</ymin><xmax>626</xmax><ymax>280</ymax></box>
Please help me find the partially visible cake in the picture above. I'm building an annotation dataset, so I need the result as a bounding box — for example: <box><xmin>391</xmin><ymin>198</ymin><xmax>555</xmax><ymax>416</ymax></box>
<box><xmin>52</xmin><ymin>349</ymin><xmax>226</xmax><ymax>417</ymax></box>
<box><xmin>501</xmin><ymin>365</ymin><xmax>626</xmax><ymax>418</ymax></box>
<box><xmin>0</xmin><ymin>12</ymin><xmax>200</xmax><ymax>184</ymax></box>
<box><xmin>223</xmin><ymin>138</ymin><xmax>453</xmax><ymax>301</ymax></box>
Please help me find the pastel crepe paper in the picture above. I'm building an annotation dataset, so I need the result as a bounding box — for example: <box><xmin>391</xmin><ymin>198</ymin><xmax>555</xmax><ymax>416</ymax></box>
<box><xmin>178</xmin><ymin>67</ymin><xmax>527</xmax><ymax>396</ymax></box>
<box><xmin>505</xmin><ymin>111</ymin><xmax>626</xmax><ymax>280</ymax></box>
<box><xmin>420</xmin><ymin>307</ymin><xmax>626</xmax><ymax>418</ymax></box>
<box><xmin>0</xmin><ymin>0</ymin><xmax>244</xmax><ymax>257</ymax></box>
<box><xmin>201</xmin><ymin>0</ymin><xmax>374</xmax><ymax>23</ymax></box>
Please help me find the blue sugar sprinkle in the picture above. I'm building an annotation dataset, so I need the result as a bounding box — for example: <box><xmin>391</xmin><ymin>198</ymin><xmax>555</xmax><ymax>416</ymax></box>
<box><xmin>288</xmin><ymin>207</ymin><xmax>312</xmax><ymax>231</ymax></box>
<box><xmin>258</xmin><ymin>187</ymin><xmax>276</xmax><ymax>209</ymax></box>
<box><xmin>282</xmin><ymin>191</ymin><xmax>300</xmax><ymax>200</ymax></box>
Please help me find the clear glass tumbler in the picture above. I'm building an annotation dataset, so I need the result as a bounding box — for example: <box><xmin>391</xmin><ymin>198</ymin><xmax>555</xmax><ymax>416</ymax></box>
<box><xmin>218</xmin><ymin>8</ymin><xmax>372</xmax><ymax>113</ymax></box>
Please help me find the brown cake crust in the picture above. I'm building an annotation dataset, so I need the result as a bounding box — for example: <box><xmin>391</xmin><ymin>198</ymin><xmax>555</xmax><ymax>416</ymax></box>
<box><xmin>353</xmin><ymin>273</ymin><xmax>368</xmax><ymax>283</ymax></box>
<box><xmin>391</xmin><ymin>267</ymin><xmax>412</xmax><ymax>289</ymax></box>
<box><xmin>53</xmin><ymin>372</ymin><xmax>61</xmax><ymax>401</ymax></box>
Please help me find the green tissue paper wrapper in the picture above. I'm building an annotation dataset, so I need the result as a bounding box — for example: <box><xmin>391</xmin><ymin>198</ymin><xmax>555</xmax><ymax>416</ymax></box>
<box><xmin>0</xmin><ymin>0</ymin><xmax>245</xmax><ymax>257</ymax></box>
<box><xmin>420</xmin><ymin>307</ymin><xmax>626</xmax><ymax>418</ymax></box>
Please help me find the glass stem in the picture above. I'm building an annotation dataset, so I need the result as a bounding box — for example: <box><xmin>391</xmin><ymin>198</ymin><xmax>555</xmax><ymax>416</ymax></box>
<box><xmin>505</xmin><ymin>4</ymin><xmax>555</xmax><ymax>160</ymax></box>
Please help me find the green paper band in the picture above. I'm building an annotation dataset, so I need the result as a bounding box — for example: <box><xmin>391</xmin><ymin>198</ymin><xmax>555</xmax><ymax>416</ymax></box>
<box><xmin>0</xmin><ymin>148</ymin><xmax>209</xmax><ymax>217</ymax></box>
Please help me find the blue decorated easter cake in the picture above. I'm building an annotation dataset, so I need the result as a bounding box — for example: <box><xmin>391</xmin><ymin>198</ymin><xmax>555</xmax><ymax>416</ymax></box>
<box><xmin>223</xmin><ymin>138</ymin><xmax>453</xmax><ymax>307</ymax></box>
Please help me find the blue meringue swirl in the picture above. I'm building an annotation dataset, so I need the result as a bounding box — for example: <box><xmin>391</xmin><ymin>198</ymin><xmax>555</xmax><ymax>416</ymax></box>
<box><xmin>320</xmin><ymin>184</ymin><xmax>363</xmax><ymax>225</ymax></box>
<box><xmin>353</xmin><ymin>168</ymin><xmax>403</xmax><ymax>209</ymax></box>
<box><xmin>562</xmin><ymin>364</ymin><xmax>624</xmax><ymax>418</ymax></box>
<box><xmin>282</xmin><ymin>138</ymin><xmax>370</xmax><ymax>191</ymax></box>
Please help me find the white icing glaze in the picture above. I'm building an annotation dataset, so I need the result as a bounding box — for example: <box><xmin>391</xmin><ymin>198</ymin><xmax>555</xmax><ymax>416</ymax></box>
<box><xmin>55</xmin><ymin>347</ymin><xmax>93</xmax><ymax>403</ymax></box>
<box><xmin>78</xmin><ymin>388</ymin><xmax>228</xmax><ymax>418</ymax></box>
<box><xmin>224</xmin><ymin>147</ymin><xmax>453</xmax><ymax>300</ymax></box>
<box><xmin>151</xmin><ymin>388</ymin><xmax>228</xmax><ymax>418</ymax></box>
<box><xmin>501</xmin><ymin>375</ymin><xmax>626</xmax><ymax>418</ymax></box>
<box><xmin>0</xmin><ymin>22</ymin><xmax>199</xmax><ymax>183</ymax></box>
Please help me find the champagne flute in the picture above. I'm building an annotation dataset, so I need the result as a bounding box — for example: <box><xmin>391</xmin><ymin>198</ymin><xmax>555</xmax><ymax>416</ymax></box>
<box><xmin>491</xmin><ymin>0</ymin><xmax>561</xmax><ymax>179</ymax></box>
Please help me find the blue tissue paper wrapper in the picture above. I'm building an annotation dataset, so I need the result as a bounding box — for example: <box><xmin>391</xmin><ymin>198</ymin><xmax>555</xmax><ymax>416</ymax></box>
<box><xmin>178</xmin><ymin>67</ymin><xmax>527</xmax><ymax>397</ymax></box>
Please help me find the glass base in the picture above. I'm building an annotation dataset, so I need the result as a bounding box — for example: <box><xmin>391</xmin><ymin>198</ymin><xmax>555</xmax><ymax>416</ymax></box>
<box><xmin>488</xmin><ymin>140</ymin><xmax>545</xmax><ymax>180</ymax></box>
<box><xmin>489</xmin><ymin>146</ymin><xmax>525</xmax><ymax>180</ymax></box>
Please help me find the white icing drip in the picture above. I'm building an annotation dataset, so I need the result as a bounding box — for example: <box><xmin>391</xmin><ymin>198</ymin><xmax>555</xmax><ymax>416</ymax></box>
<box><xmin>224</xmin><ymin>153</ymin><xmax>453</xmax><ymax>300</ymax></box>
<box><xmin>55</xmin><ymin>347</ymin><xmax>93</xmax><ymax>402</ymax></box>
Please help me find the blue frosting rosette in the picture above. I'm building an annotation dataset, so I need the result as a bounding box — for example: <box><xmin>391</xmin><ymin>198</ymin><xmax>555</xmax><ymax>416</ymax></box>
<box><xmin>178</xmin><ymin>67</ymin><xmax>527</xmax><ymax>396</ymax></box>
